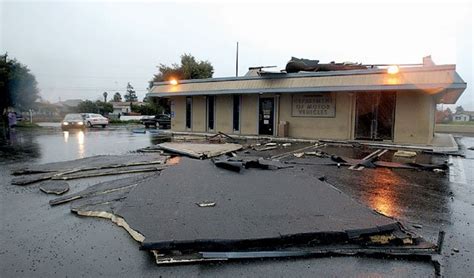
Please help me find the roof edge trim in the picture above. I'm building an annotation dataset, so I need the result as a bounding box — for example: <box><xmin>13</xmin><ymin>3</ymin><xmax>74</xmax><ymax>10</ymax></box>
<box><xmin>147</xmin><ymin>82</ymin><xmax>466</xmax><ymax>98</ymax></box>
<box><xmin>151</xmin><ymin>65</ymin><xmax>457</xmax><ymax>86</ymax></box>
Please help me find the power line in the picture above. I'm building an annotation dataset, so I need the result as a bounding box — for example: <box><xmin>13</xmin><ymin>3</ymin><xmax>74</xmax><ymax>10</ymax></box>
<box><xmin>40</xmin><ymin>87</ymin><xmax>149</xmax><ymax>92</ymax></box>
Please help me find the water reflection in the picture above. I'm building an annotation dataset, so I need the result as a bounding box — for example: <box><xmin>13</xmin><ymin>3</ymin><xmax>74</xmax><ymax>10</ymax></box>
<box><xmin>366</xmin><ymin>169</ymin><xmax>404</xmax><ymax>218</ymax></box>
<box><xmin>63</xmin><ymin>131</ymin><xmax>69</xmax><ymax>143</ymax></box>
<box><xmin>4</xmin><ymin>126</ymin><xmax>161</xmax><ymax>164</ymax></box>
<box><xmin>0</xmin><ymin>129</ymin><xmax>41</xmax><ymax>163</ymax></box>
<box><xmin>77</xmin><ymin>131</ymin><xmax>85</xmax><ymax>158</ymax></box>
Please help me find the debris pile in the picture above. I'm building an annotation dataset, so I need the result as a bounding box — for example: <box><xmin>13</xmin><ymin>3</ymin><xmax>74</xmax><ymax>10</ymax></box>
<box><xmin>12</xmin><ymin>139</ymin><xmax>448</xmax><ymax>269</ymax></box>
<box><xmin>285</xmin><ymin>57</ymin><xmax>368</xmax><ymax>73</ymax></box>
<box><xmin>213</xmin><ymin>156</ymin><xmax>291</xmax><ymax>172</ymax></box>
<box><xmin>285</xmin><ymin>147</ymin><xmax>449</xmax><ymax>172</ymax></box>
<box><xmin>155</xmin><ymin>142</ymin><xmax>243</xmax><ymax>159</ymax></box>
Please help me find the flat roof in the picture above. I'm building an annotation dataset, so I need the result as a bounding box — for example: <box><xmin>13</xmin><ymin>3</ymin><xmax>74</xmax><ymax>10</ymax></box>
<box><xmin>148</xmin><ymin>65</ymin><xmax>466</xmax><ymax>104</ymax></box>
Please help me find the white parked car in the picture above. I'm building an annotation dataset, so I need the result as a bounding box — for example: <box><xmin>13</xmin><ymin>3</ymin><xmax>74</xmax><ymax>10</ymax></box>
<box><xmin>82</xmin><ymin>113</ymin><xmax>109</xmax><ymax>128</ymax></box>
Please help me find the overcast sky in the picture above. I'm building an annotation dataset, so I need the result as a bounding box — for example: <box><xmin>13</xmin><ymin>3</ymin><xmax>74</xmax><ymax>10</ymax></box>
<box><xmin>1</xmin><ymin>0</ymin><xmax>473</xmax><ymax>109</ymax></box>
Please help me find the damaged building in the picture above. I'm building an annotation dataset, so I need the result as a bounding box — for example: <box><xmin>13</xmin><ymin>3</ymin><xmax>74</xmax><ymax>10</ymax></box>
<box><xmin>148</xmin><ymin>56</ymin><xmax>467</xmax><ymax>146</ymax></box>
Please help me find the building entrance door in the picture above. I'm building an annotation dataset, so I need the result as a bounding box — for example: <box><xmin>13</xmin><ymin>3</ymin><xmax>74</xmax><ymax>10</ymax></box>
<box><xmin>259</xmin><ymin>98</ymin><xmax>274</xmax><ymax>135</ymax></box>
<box><xmin>355</xmin><ymin>92</ymin><xmax>396</xmax><ymax>140</ymax></box>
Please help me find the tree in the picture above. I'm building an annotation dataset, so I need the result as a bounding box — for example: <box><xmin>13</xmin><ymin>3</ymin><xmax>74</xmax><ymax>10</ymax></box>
<box><xmin>455</xmin><ymin>105</ymin><xmax>464</xmax><ymax>114</ymax></box>
<box><xmin>1</xmin><ymin>54</ymin><xmax>40</xmax><ymax>112</ymax></box>
<box><xmin>131</xmin><ymin>103</ymin><xmax>163</xmax><ymax>115</ymax></box>
<box><xmin>1</xmin><ymin>53</ymin><xmax>40</xmax><ymax>139</ymax></box>
<box><xmin>103</xmin><ymin>92</ymin><xmax>108</xmax><ymax>103</ymax></box>
<box><xmin>76</xmin><ymin>100</ymin><xmax>112</xmax><ymax>114</ymax></box>
<box><xmin>76</xmin><ymin>100</ymin><xmax>98</xmax><ymax>113</ymax></box>
<box><xmin>148</xmin><ymin>53</ymin><xmax>214</xmax><ymax>87</ymax></box>
<box><xmin>147</xmin><ymin>54</ymin><xmax>212</xmax><ymax>114</ymax></box>
<box><xmin>113</xmin><ymin>92</ymin><xmax>122</xmax><ymax>102</ymax></box>
<box><xmin>124</xmin><ymin>82</ymin><xmax>137</xmax><ymax>102</ymax></box>
<box><xmin>96</xmin><ymin>101</ymin><xmax>113</xmax><ymax>114</ymax></box>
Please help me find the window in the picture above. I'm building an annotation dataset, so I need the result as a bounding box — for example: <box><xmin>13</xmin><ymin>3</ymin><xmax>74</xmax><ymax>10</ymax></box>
<box><xmin>185</xmin><ymin>97</ymin><xmax>192</xmax><ymax>129</ymax></box>
<box><xmin>233</xmin><ymin>94</ymin><xmax>241</xmax><ymax>131</ymax></box>
<box><xmin>207</xmin><ymin>96</ymin><xmax>215</xmax><ymax>130</ymax></box>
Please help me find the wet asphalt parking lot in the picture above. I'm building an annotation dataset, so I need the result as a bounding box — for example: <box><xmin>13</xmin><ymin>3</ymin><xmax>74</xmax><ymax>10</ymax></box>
<box><xmin>1</xmin><ymin>124</ymin><xmax>473</xmax><ymax>277</ymax></box>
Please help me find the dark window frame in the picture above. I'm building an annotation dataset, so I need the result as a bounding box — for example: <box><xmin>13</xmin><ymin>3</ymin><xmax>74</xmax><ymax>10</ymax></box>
<box><xmin>233</xmin><ymin>94</ymin><xmax>241</xmax><ymax>131</ymax></box>
<box><xmin>207</xmin><ymin>96</ymin><xmax>215</xmax><ymax>131</ymax></box>
<box><xmin>185</xmin><ymin>96</ymin><xmax>192</xmax><ymax>129</ymax></box>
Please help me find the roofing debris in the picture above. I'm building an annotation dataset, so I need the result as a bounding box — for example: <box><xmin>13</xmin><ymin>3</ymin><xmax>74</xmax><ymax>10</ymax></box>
<box><xmin>329</xmin><ymin>155</ymin><xmax>449</xmax><ymax>171</ymax></box>
<box><xmin>16</xmin><ymin>139</ymin><xmax>449</xmax><ymax>272</ymax></box>
<box><xmin>213</xmin><ymin>156</ymin><xmax>292</xmax><ymax>172</ymax></box>
<box><xmin>394</xmin><ymin>150</ymin><xmax>418</xmax><ymax>158</ymax></box>
<box><xmin>49</xmin><ymin>174</ymin><xmax>155</xmax><ymax>206</ymax></box>
<box><xmin>11</xmin><ymin>154</ymin><xmax>168</xmax><ymax>175</ymax></box>
<box><xmin>196</xmin><ymin>201</ymin><xmax>216</xmax><ymax>207</ymax></box>
<box><xmin>156</xmin><ymin>142</ymin><xmax>243</xmax><ymax>159</ymax></box>
<box><xmin>39</xmin><ymin>180</ymin><xmax>70</xmax><ymax>195</ymax></box>
<box><xmin>11</xmin><ymin>154</ymin><xmax>168</xmax><ymax>185</ymax></box>
<box><xmin>348</xmin><ymin>149</ymin><xmax>388</xmax><ymax>171</ymax></box>
<box><xmin>207</xmin><ymin>131</ymin><xmax>238</xmax><ymax>143</ymax></box>
<box><xmin>120</xmin><ymin>159</ymin><xmax>437</xmax><ymax>265</ymax></box>
<box><xmin>285</xmin><ymin>57</ymin><xmax>367</xmax><ymax>73</ymax></box>
<box><xmin>284</xmin><ymin>147</ymin><xmax>448</xmax><ymax>172</ymax></box>
<box><xmin>212</xmin><ymin>158</ymin><xmax>243</xmax><ymax>172</ymax></box>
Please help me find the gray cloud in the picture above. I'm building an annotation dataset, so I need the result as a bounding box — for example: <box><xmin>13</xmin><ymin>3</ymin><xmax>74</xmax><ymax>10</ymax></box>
<box><xmin>1</xmin><ymin>1</ymin><xmax>472</xmax><ymax>108</ymax></box>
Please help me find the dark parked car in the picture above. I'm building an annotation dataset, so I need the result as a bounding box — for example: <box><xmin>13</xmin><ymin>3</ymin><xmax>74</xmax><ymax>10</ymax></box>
<box><xmin>141</xmin><ymin>114</ymin><xmax>171</xmax><ymax>129</ymax></box>
<box><xmin>61</xmin><ymin>113</ymin><xmax>86</xmax><ymax>130</ymax></box>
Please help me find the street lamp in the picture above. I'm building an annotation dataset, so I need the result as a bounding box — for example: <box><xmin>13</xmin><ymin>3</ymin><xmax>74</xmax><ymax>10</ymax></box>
<box><xmin>387</xmin><ymin>65</ymin><xmax>399</xmax><ymax>75</ymax></box>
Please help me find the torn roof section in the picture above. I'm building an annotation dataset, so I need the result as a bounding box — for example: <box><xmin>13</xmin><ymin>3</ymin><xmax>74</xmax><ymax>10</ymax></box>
<box><xmin>148</xmin><ymin>59</ymin><xmax>467</xmax><ymax>104</ymax></box>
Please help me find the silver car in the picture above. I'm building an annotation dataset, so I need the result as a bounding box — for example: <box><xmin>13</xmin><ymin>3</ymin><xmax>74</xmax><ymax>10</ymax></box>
<box><xmin>82</xmin><ymin>113</ymin><xmax>109</xmax><ymax>128</ymax></box>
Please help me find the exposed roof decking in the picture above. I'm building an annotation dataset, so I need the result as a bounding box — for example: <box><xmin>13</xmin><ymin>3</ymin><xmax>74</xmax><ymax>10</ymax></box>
<box><xmin>148</xmin><ymin>65</ymin><xmax>466</xmax><ymax>104</ymax></box>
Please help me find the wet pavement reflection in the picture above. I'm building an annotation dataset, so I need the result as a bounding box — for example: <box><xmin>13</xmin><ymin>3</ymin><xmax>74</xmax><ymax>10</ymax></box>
<box><xmin>299</xmin><ymin>144</ymin><xmax>453</xmax><ymax>240</ymax></box>
<box><xmin>0</xmin><ymin>124</ymin><xmax>166</xmax><ymax>164</ymax></box>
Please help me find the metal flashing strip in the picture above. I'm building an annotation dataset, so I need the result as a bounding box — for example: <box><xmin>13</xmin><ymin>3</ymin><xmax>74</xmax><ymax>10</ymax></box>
<box><xmin>147</xmin><ymin>83</ymin><xmax>465</xmax><ymax>98</ymax></box>
<box><xmin>151</xmin><ymin>65</ymin><xmax>457</xmax><ymax>86</ymax></box>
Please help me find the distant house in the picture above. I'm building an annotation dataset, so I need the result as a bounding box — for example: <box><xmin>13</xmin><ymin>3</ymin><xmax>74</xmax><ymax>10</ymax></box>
<box><xmin>110</xmin><ymin>101</ymin><xmax>146</xmax><ymax>115</ymax></box>
<box><xmin>20</xmin><ymin>101</ymin><xmax>62</xmax><ymax>122</ymax></box>
<box><xmin>453</xmin><ymin>111</ymin><xmax>474</xmax><ymax>122</ymax></box>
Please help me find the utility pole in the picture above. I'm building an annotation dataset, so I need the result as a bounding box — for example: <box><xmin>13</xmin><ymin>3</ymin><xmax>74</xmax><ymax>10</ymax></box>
<box><xmin>236</xmin><ymin>41</ymin><xmax>239</xmax><ymax>77</ymax></box>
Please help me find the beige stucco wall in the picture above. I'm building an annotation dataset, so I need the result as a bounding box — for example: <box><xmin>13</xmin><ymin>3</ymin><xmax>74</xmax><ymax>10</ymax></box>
<box><xmin>241</xmin><ymin>94</ymin><xmax>258</xmax><ymax>135</ymax></box>
<box><xmin>191</xmin><ymin>96</ymin><xmax>206</xmax><ymax>132</ymax></box>
<box><xmin>279</xmin><ymin>93</ymin><xmax>354</xmax><ymax>140</ymax></box>
<box><xmin>393</xmin><ymin>91</ymin><xmax>435</xmax><ymax>144</ymax></box>
<box><xmin>215</xmin><ymin>95</ymin><xmax>233</xmax><ymax>133</ymax></box>
<box><xmin>169</xmin><ymin>91</ymin><xmax>436</xmax><ymax>145</ymax></box>
<box><xmin>170</xmin><ymin>96</ymin><xmax>185</xmax><ymax>131</ymax></box>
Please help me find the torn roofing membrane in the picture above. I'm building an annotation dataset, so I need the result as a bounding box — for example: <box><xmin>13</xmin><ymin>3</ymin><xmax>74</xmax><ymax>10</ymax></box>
<box><xmin>10</xmin><ymin>154</ymin><xmax>168</xmax><ymax>185</ymax></box>
<box><xmin>117</xmin><ymin>158</ymin><xmax>415</xmax><ymax>251</ymax></box>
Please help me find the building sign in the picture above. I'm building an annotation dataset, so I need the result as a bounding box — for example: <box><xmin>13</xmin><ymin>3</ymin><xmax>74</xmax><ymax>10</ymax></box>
<box><xmin>291</xmin><ymin>93</ymin><xmax>335</xmax><ymax>117</ymax></box>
